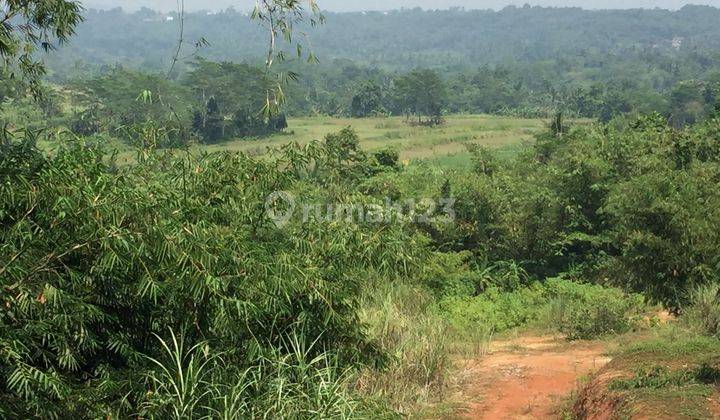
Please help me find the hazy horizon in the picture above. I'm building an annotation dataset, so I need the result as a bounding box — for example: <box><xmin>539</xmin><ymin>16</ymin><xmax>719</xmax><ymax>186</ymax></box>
<box><xmin>81</xmin><ymin>0</ymin><xmax>720</xmax><ymax>12</ymax></box>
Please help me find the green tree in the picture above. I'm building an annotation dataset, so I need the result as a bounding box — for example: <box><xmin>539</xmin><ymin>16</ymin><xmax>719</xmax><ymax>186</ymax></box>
<box><xmin>0</xmin><ymin>0</ymin><xmax>83</xmax><ymax>96</ymax></box>
<box><xmin>184</xmin><ymin>60</ymin><xmax>288</xmax><ymax>142</ymax></box>
<box><xmin>669</xmin><ymin>80</ymin><xmax>711</xmax><ymax>127</ymax></box>
<box><xmin>393</xmin><ymin>69</ymin><xmax>447</xmax><ymax>125</ymax></box>
<box><xmin>350</xmin><ymin>80</ymin><xmax>387</xmax><ymax>117</ymax></box>
<box><xmin>71</xmin><ymin>68</ymin><xmax>193</xmax><ymax>144</ymax></box>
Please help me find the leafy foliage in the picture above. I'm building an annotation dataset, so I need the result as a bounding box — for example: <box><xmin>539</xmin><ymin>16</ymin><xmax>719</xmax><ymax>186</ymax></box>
<box><xmin>0</xmin><ymin>0</ymin><xmax>83</xmax><ymax>96</ymax></box>
<box><xmin>545</xmin><ymin>279</ymin><xmax>643</xmax><ymax>340</ymax></box>
<box><xmin>393</xmin><ymin>69</ymin><xmax>446</xmax><ymax>125</ymax></box>
<box><xmin>439</xmin><ymin>278</ymin><xmax>643</xmax><ymax>339</ymax></box>
<box><xmin>0</xmin><ymin>127</ymin><xmax>419</xmax><ymax>417</ymax></box>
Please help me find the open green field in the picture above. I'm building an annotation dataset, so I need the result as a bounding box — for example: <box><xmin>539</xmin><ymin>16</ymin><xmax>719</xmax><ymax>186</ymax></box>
<box><xmin>110</xmin><ymin>114</ymin><xmax>548</xmax><ymax>167</ymax></box>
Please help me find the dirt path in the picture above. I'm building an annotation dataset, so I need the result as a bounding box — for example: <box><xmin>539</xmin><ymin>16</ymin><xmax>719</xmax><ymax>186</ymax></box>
<box><xmin>454</xmin><ymin>335</ymin><xmax>612</xmax><ymax>419</ymax></box>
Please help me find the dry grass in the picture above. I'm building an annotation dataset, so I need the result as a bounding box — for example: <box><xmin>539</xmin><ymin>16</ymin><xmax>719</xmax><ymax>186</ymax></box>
<box><xmin>353</xmin><ymin>281</ymin><xmax>496</xmax><ymax>416</ymax></box>
<box><xmin>109</xmin><ymin>115</ymin><xmax>547</xmax><ymax>165</ymax></box>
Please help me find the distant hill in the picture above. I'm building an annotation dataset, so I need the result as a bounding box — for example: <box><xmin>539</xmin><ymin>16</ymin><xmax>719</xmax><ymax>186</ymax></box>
<box><xmin>46</xmin><ymin>5</ymin><xmax>720</xmax><ymax>75</ymax></box>
<box><xmin>79</xmin><ymin>0</ymin><xmax>718</xmax><ymax>13</ymax></box>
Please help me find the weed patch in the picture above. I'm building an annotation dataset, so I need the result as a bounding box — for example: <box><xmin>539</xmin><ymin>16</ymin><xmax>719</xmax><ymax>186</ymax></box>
<box><xmin>354</xmin><ymin>283</ymin><xmax>454</xmax><ymax>414</ymax></box>
<box><xmin>610</xmin><ymin>365</ymin><xmax>720</xmax><ymax>390</ymax></box>
<box><xmin>439</xmin><ymin>279</ymin><xmax>645</xmax><ymax>340</ymax></box>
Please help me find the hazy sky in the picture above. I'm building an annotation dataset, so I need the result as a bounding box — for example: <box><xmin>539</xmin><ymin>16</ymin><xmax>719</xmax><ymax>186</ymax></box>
<box><xmin>82</xmin><ymin>1</ymin><xmax>720</xmax><ymax>12</ymax></box>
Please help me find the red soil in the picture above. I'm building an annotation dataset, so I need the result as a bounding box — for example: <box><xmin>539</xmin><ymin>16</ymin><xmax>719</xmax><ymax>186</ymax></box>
<box><xmin>455</xmin><ymin>335</ymin><xmax>611</xmax><ymax>419</ymax></box>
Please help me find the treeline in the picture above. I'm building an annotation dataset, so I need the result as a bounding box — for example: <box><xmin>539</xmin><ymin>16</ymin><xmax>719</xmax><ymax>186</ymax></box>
<box><xmin>12</xmin><ymin>57</ymin><xmax>720</xmax><ymax>146</ymax></box>
<box><xmin>21</xmin><ymin>60</ymin><xmax>288</xmax><ymax>146</ymax></box>
<box><xmin>289</xmin><ymin>59</ymin><xmax>720</xmax><ymax>126</ymax></box>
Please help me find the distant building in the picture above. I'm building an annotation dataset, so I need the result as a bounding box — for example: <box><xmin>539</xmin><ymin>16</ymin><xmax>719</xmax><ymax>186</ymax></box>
<box><xmin>671</xmin><ymin>37</ymin><xmax>684</xmax><ymax>50</ymax></box>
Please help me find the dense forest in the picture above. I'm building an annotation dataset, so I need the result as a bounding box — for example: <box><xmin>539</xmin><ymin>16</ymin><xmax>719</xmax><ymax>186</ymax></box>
<box><xmin>46</xmin><ymin>5</ymin><xmax>720</xmax><ymax>71</ymax></box>
<box><xmin>2</xmin><ymin>1</ymin><xmax>720</xmax><ymax>419</ymax></box>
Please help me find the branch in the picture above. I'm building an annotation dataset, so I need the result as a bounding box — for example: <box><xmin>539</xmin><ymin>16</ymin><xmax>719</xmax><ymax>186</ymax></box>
<box><xmin>166</xmin><ymin>0</ymin><xmax>185</xmax><ymax>79</ymax></box>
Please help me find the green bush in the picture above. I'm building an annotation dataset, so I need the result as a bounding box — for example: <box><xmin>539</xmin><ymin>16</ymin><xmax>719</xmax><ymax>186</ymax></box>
<box><xmin>544</xmin><ymin>278</ymin><xmax>644</xmax><ymax>340</ymax></box>
<box><xmin>439</xmin><ymin>278</ymin><xmax>644</xmax><ymax>340</ymax></box>
<box><xmin>373</xmin><ymin>147</ymin><xmax>400</xmax><ymax>168</ymax></box>
<box><xmin>418</xmin><ymin>251</ymin><xmax>479</xmax><ymax>297</ymax></box>
<box><xmin>0</xmin><ymin>130</ymin><xmax>423</xmax><ymax>417</ymax></box>
<box><xmin>439</xmin><ymin>284</ymin><xmax>548</xmax><ymax>333</ymax></box>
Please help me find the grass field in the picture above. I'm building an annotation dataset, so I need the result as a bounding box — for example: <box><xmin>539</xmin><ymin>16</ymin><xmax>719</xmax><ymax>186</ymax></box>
<box><xmin>110</xmin><ymin>114</ymin><xmax>548</xmax><ymax>167</ymax></box>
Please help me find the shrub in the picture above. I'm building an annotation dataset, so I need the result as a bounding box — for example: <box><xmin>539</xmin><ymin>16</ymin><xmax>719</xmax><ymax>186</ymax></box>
<box><xmin>466</xmin><ymin>144</ymin><xmax>498</xmax><ymax>176</ymax></box>
<box><xmin>373</xmin><ymin>147</ymin><xmax>400</xmax><ymax>168</ymax></box>
<box><xmin>439</xmin><ymin>278</ymin><xmax>644</xmax><ymax>340</ymax></box>
<box><xmin>439</xmin><ymin>284</ymin><xmax>548</xmax><ymax>333</ymax></box>
<box><xmin>0</xmin><ymin>130</ymin><xmax>423</xmax><ymax>417</ymax></box>
<box><xmin>686</xmin><ymin>283</ymin><xmax>720</xmax><ymax>337</ymax></box>
<box><xmin>544</xmin><ymin>278</ymin><xmax>645</xmax><ymax>340</ymax></box>
<box><xmin>419</xmin><ymin>252</ymin><xmax>479</xmax><ymax>297</ymax></box>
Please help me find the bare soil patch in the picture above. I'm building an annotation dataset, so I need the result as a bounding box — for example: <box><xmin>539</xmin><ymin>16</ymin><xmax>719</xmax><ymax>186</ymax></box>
<box><xmin>453</xmin><ymin>335</ymin><xmax>611</xmax><ymax>419</ymax></box>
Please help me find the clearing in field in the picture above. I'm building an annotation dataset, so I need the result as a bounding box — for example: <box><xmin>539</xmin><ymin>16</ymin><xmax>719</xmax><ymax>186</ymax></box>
<box><xmin>108</xmin><ymin>115</ymin><xmax>546</xmax><ymax>166</ymax></box>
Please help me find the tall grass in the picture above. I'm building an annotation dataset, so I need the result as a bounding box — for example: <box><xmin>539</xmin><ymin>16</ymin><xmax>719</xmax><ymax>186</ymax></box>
<box><xmin>686</xmin><ymin>283</ymin><xmax>720</xmax><ymax>337</ymax></box>
<box><xmin>139</xmin><ymin>330</ymin><xmax>366</xmax><ymax>419</ymax></box>
<box><xmin>142</xmin><ymin>330</ymin><xmax>216</xmax><ymax>418</ymax></box>
<box><xmin>354</xmin><ymin>282</ymin><xmax>468</xmax><ymax>414</ymax></box>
